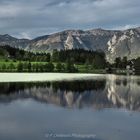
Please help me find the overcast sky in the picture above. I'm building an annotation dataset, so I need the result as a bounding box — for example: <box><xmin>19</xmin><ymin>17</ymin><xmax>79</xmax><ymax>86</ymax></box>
<box><xmin>0</xmin><ymin>0</ymin><xmax>140</xmax><ymax>39</ymax></box>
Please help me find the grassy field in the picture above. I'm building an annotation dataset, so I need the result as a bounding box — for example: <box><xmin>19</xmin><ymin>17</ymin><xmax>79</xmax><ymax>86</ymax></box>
<box><xmin>0</xmin><ymin>60</ymin><xmax>105</xmax><ymax>74</ymax></box>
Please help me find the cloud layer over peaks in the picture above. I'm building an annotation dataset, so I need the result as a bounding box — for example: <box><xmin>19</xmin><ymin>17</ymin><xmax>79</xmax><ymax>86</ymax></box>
<box><xmin>0</xmin><ymin>0</ymin><xmax>139</xmax><ymax>39</ymax></box>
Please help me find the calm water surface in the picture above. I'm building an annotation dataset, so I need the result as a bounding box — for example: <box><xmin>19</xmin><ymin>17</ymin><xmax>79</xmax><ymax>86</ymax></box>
<box><xmin>0</xmin><ymin>75</ymin><xmax>140</xmax><ymax>140</ymax></box>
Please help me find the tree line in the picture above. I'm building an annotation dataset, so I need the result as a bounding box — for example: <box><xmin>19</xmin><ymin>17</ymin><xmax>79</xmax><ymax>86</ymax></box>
<box><xmin>0</xmin><ymin>45</ymin><xmax>51</xmax><ymax>62</ymax></box>
<box><xmin>107</xmin><ymin>56</ymin><xmax>140</xmax><ymax>75</ymax></box>
<box><xmin>0</xmin><ymin>45</ymin><xmax>107</xmax><ymax>73</ymax></box>
<box><xmin>0</xmin><ymin>61</ymin><xmax>78</xmax><ymax>73</ymax></box>
<box><xmin>0</xmin><ymin>45</ymin><xmax>140</xmax><ymax>74</ymax></box>
<box><xmin>51</xmin><ymin>49</ymin><xmax>106</xmax><ymax>69</ymax></box>
<box><xmin>0</xmin><ymin>46</ymin><xmax>106</xmax><ymax>68</ymax></box>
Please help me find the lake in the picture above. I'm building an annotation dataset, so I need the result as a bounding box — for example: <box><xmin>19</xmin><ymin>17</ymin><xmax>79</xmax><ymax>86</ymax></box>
<box><xmin>0</xmin><ymin>74</ymin><xmax>140</xmax><ymax>140</ymax></box>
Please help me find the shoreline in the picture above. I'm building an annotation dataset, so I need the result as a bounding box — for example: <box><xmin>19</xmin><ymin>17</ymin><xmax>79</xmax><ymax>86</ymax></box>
<box><xmin>0</xmin><ymin>73</ymin><xmax>139</xmax><ymax>83</ymax></box>
<box><xmin>0</xmin><ymin>73</ymin><xmax>106</xmax><ymax>83</ymax></box>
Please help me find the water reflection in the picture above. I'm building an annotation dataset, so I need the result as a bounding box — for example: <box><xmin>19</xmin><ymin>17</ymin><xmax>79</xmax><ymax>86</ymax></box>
<box><xmin>106</xmin><ymin>75</ymin><xmax>140</xmax><ymax>111</ymax></box>
<box><xmin>0</xmin><ymin>75</ymin><xmax>140</xmax><ymax>111</ymax></box>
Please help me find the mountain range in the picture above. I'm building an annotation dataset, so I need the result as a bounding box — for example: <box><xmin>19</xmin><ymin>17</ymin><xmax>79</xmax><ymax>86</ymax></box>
<box><xmin>0</xmin><ymin>27</ymin><xmax>140</xmax><ymax>62</ymax></box>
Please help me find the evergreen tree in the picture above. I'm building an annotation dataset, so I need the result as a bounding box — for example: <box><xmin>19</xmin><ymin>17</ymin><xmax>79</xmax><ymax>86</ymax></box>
<box><xmin>52</xmin><ymin>49</ymin><xmax>59</xmax><ymax>62</ymax></box>
<box><xmin>27</xmin><ymin>62</ymin><xmax>32</xmax><ymax>72</ymax></box>
<box><xmin>1</xmin><ymin>63</ymin><xmax>6</xmax><ymax>71</ymax></box>
<box><xmin>122</xmin><ymin>56</ymin><xmax>128</xmax><ymax>69</ymax></box>
<box><xmin>134</xmin><ymin>57</ymin><xmax>140</xmax><ymax>75</ymax></box>
<box><xmin>17</xmin><ymin>62</ymin><xmax>23</xmax><ymax>72</ymax></box>
<box><xmin>56</xmin><ymin>62</ymin><xmax>64</xmax><ymax>72</ymax></box>
<box><xmin>45</xmin><ymin>62</ymin><xmax>54</xmax><ymax>72</ymax></box>
<box><xmin>85</xmin><ymin>59</ymin><xmax>90</xmax><ymax>70</ymax></box>
<box><xmin>46</xmin><ymin>53</ymin><xmax>51</xmax><ymax>62</ymax></box>
<box><xmin>66</xmin><ymin>60</ymin><xmax>78</xmax><ymax>73</ymax></box>
<box><xmin>115</xmin><ymin>57</ymin><xmax>121</xmax><ymax>68</ymax></box>
<box><xmin>8</xmin><ymin>63</ymin><xmax>15</xmax><ymax>71</ymax></box>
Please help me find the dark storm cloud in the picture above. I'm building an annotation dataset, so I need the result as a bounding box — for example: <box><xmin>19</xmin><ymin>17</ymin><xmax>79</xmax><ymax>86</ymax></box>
<box><xmin>0</xmin><ymin>0</ymin><xmax>139</xmax><ymax>39</ymax></box>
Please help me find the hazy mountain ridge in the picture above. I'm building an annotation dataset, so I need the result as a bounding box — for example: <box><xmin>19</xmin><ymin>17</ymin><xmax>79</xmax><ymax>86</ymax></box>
<box><xmin>0</xmin><ymin>34</ymin><xmax>30</xmax><ymax>49</ymax></box>
<box><xmin>0</xmin><ymin>27</ymin><xmax>140</xmax><ymax>62</ymax></box>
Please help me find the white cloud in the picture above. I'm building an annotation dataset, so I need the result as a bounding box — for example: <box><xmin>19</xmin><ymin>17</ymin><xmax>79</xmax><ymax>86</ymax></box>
<box><xmin>19</xmin><ymin>32</ymin><xmax>31</xmax><ymax>39</ymax></box>
<box><xmin>113</xmin><ymin>24</ymin><xmax>140</xmax><ymax>31</ymax></box>
<box><xmin>0</xmin><ymin>0</ymin><xmax>139</xmax><ymax>38</ymax></box>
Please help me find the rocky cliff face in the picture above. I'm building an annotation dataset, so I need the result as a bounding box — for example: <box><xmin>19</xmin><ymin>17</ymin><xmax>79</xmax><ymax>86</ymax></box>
<box><xmin>27</xmin><ymin>29</ymin><xmax>114</xmax><ymax>52</ymax></box>
<box><xmin>106</xmin><ymin>28</ymin><xmax>140</xmax><ymax>62</ymax></box>
<box><xmin>0</xmin><ymin>27</ymin><xmax>140</xmax><ymax>62</ymax></box>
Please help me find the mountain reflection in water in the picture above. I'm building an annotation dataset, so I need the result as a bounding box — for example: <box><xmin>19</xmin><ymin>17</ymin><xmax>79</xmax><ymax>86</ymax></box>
<box><xmin>0</xmin><ymin>75</ymin><xmax>140</xmax><ymax>111</ymax></box>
